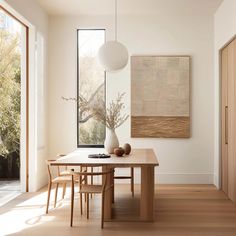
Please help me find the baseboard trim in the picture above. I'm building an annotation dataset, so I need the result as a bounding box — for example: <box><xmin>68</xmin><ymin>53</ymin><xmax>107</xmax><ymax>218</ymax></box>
<box><xmin>214</xmin><ymin>174</ymin><xmax>220</xmax><ymax>189</ymax></box>
<box><xmin>114</xmin><ymin>169</ymin><xmax>214</xmax><ymax>184</ymax></box>
<box><xmin>154</xmin><ymin>173</ymin><xmax>214</xmax><ymax>184</ymax></box>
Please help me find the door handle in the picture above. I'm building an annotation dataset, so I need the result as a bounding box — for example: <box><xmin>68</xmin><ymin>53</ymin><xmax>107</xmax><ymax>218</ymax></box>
<box><xmin>225</xmin><ymin>106</ymin><xmax>228</xmax><ymax>145</ymax></box>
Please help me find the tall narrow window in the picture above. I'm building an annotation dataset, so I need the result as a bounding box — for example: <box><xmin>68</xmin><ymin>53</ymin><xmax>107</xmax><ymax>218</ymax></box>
<box><xmin>77</xmin><ymin>29</ymin><xmax>105</xmax><ymax>147</ymax></box>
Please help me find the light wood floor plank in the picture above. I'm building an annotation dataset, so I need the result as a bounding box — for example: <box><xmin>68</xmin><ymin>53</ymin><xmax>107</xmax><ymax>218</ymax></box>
<box><xmin>0</xmin><ymin>184</ymin><xmax>236</xmax><ymax>236</ymax></box>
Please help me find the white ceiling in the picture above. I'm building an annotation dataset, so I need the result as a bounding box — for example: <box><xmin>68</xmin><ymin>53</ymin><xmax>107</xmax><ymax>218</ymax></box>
<box><xmin>36</xmin><ymin>0</ymin><xmax>223</xmax><ymax>16</ymax></box>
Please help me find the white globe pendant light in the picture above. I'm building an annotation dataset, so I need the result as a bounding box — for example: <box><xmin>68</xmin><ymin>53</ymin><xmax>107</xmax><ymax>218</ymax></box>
<box><xmin>98</xmin><ymin>0</ymin><xmax>128</xmax><ymax>72</ymax></box>
<box><xmin>98</xmin><ymin>41</ymin><xmax>128</xmax><ymax>71</ymax></box>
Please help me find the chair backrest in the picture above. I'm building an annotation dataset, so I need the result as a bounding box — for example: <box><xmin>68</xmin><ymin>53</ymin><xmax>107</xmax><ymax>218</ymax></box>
<box><xmin>71</xmin><ymin>167</ymin><xmax>113</xmax><ymax>193</ymax></box>
<box><xmin>56</xmin><ymin>154</ymin><xmax>67</xmax><ymax>175</ymax></box>
<box><xmin>45</xmin><ymin>160</ymin><xmax>56</xmax><ymax>182</ymax></box>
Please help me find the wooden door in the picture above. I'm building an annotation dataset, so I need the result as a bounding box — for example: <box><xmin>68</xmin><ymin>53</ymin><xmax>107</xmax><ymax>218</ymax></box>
<box><xmin>227</xmin><ymin>39</ymin><xmax>236</xmax><ymax>203</ymax></box>
<box><xmin>221</xmin><ymin>46</ymin><xmax>228</xmax><ymax>195</ymax></box>
<box><xmin>221</xmin><ymin>38</ymin><xmax>236</xmax><ymax>204</ymax></box>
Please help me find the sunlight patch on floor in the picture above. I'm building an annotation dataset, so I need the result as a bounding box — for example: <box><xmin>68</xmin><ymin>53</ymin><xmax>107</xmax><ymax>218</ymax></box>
<box><xmin>0</xmin><ymin>190</ymin><xmax>56</xmax><ymax>236</ymax></box>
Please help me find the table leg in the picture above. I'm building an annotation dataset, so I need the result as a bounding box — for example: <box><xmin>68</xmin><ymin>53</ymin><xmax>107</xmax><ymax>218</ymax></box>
<box><xmin>111</xmin><ymin>168</ymin><xmax>115</xmax><ymax>203</ymax></box>
<box><xmin>140</xmin><ymin>166</ymin><xmax>155</xmax><ymax>221</ymax></box>
<box><xmin>103</xmin><ymin>165</ymin><xmax>112</xmax><ymax>221</ymax></box>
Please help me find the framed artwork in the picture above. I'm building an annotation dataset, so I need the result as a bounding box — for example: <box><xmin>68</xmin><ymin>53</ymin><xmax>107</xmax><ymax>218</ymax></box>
<box><xmin>131</xmin><ymin>55</ymin><xmax>190</xmax><ymax>138</ymax></box>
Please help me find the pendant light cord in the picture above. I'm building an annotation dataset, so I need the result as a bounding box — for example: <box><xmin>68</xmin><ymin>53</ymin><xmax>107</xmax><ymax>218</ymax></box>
<box><xmin>115</xmin><ymin>0</ymin><xmax>117</xmax><ymax>41</ymax></box>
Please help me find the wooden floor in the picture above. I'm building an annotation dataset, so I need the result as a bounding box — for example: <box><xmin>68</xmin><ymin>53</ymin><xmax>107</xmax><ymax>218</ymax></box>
<box><xmin>0</xmin><ymin>184</ymin><xmax>236</xmax><ymax>236</ymax></box>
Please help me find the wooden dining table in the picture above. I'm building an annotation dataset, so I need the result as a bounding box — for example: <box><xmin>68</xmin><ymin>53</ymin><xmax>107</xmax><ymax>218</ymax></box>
<box><xmin>51</xmin><ymin>148</ymin><xmax>159</xmax><ymax>222</ymax></box>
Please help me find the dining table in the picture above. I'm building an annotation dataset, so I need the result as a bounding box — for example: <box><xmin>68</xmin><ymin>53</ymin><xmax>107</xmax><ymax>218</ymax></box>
<box><xmin>51</xmin><ymin>148</ymin><xmax>159</xmax><ymax>222</ymax></box>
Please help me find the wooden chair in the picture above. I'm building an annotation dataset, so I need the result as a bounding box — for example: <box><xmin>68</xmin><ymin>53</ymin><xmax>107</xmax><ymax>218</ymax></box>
<box><xmin>70</xmin><ymin>167</ymin><xmax>113</xmax><ymax>229</ymax></box>
<box><xmin>45</xmin><ymin>160</ymin><xmax>72</xmax><ymax>214</ymax></box>
<box><xmin>114</xmin><ymin>167</ymin><xmax>134</xmax><ymax>197</ymax></box>
<box><xmin>56</xmin><ymin>154</ymin><xmax>88</xmax><ymax>199</ymax></box>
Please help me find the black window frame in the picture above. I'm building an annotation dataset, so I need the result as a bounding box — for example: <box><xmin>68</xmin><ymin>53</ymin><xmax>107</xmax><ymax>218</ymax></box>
<box><xmin>77</xmin><ymin>29</ymin><xmax>106</xmax><ymax>148</ymax></box>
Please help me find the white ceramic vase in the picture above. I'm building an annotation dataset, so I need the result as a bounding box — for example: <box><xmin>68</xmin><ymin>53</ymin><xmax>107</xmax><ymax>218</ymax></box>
<box><xmin>104</xmin><ymin>129</ymin><xmax>119</xmax><ymax>154</ymax></box>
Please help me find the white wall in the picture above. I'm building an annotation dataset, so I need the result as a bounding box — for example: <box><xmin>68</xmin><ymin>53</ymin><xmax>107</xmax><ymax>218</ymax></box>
<box><xmin>2</xmin><ymin>0</ymin><xmax>49</xmax><ymax>191</ymax></box>
<box><xmin>214</xmin><ymin>0</ymin><xmax>236</xmax><ymax>188</ymax></box>
<box><xmin>48</xmin><ymin>2</ymin><xmax>216</xmax><ymax>184</ymax></box>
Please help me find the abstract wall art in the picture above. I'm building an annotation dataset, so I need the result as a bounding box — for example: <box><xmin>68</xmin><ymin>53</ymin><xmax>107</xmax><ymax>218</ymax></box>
<box><xmin>131</xmin><ymin>55</ymin><xmax>190</xmax><ymax>138</ymax></box>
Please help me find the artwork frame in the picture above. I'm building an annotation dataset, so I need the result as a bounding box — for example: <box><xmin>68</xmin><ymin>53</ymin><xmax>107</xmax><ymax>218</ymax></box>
<box><xmin>131</xmin><ymin>55</ymin><xmax>191</xmax><ymax>138</ymax></box>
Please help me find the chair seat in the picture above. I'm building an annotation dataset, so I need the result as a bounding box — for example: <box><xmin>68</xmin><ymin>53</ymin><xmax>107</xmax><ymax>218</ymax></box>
<box><xmin>80</xmin><ymin>184</ymin><xmax>103</xmax><ymax>194</ymax></box>
<box><xmin>60</xmin><ymin>170</ymin><xmax>71</xmax><ymax>176</ymax></box>
<box><xmin>52</xmin><ymin>175</ymin><xmax>72</xmax><ymax>183</ymax></box>
<box><xmin>60</xmin><ymin>167</ymin><xmax>86</xmax><ymax>176</ymax></box>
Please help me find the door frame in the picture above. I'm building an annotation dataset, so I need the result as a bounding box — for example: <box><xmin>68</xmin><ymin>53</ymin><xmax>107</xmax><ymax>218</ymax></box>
<box><xmin>0</xmin><ymin>5</ymin><xmax>29</xmax><ymax>192</ymax></box>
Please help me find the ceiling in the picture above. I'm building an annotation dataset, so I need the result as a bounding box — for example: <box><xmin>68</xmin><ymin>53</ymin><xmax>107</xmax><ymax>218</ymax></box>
<box><xmin>36</xmin><ymin>0</ymin><xmax>223</xmax><ymax>16</ymax></box>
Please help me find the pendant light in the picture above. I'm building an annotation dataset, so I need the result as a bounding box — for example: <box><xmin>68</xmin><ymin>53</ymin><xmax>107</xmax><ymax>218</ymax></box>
<box><xmin>98</xmin><ymin>0</ymin><xmax>128</xmax><ymax>72</ymax></box>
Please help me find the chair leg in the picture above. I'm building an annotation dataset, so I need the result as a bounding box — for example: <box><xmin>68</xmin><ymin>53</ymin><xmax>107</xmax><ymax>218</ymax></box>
<box><xmin>70</xmin><ymin>178</ymin><xmax>74</xmax><ymax>227</ymax></box>
<box><xmin>86</xmin><ymin>193</ymin><xmax>89</xmax><ymax>219</ymax></box>
<box><xmin>90</xmin><ymin>167</ymin><xmax>93</xmax><ymax>199</ymax></box>
<box><xmin>80</xmin><ymin>193</ymin><xmax>83</xmax><ymax>215</ymax></box>
<box><xmin>54</xmin><ymin>183</ymin><xmax>59</xmax><ymax>208</ymax></box>
<box><xmin>46</xmin><ymin>182</ymin><xmax>52</xmax><ymax>214</ymax></box>
<box><xmin>101</xmin><ymin>193</ymin><xmax>105</xmax><ymax>229</ymax></box>
<box><xmin>84</xmin><ymin>175</ymin><xmax>88</xmax><ymax>204</ymax></box>
<box><xmin>111</xmin><ymin>168</ymin><xmax>115</xmax><ymax>203</ymax></box>
<box><xmin>131</xmin><ymin>167</ymin><xmax>134</xmax><ymax>197</ymax></box>
<box><xmin>62</xmin><ymin>183</ymin><xmax>66</xmax><ymax>199</ymax></box>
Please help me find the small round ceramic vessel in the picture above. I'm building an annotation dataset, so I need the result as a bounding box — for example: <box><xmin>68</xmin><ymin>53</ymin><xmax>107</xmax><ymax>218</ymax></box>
<box><xmin>114</xmin><ymin>147</ymin><xmax>125</xmax><ymax>157</ymax></box>
<box><xmin>123</xmin><ymin>143</ymin><xmax>131</xmax><ymax>155</ymax></box>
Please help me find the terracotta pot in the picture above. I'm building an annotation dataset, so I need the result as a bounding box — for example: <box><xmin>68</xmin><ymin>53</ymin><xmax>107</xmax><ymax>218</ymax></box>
<box><xmin>114</xmin><ymin>147</ymin><xmax>125</xmax><ymax>157</ymax></box>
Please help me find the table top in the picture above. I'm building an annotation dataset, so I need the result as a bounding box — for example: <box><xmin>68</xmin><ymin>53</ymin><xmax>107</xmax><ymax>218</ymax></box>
<box><xmin>51</xmin><ymin>148</ymin><xmax>159</xmax><ymax>167</ymax></box>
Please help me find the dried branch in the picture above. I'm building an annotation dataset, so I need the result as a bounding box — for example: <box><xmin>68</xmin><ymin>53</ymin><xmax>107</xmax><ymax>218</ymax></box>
<box><xmin>62</xmin><ymin>83</ymin><xmax>104</xmax><ymax>123</ymax></box>
<box><xmin>62</xmin><ymin>91</ymin><xmax>129</xmax><ymax>130</ymax></box>
<box><xmin>92</xmin><ymin>93</ymin><xmax>129</xmax><ymax>130</ymax></box>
